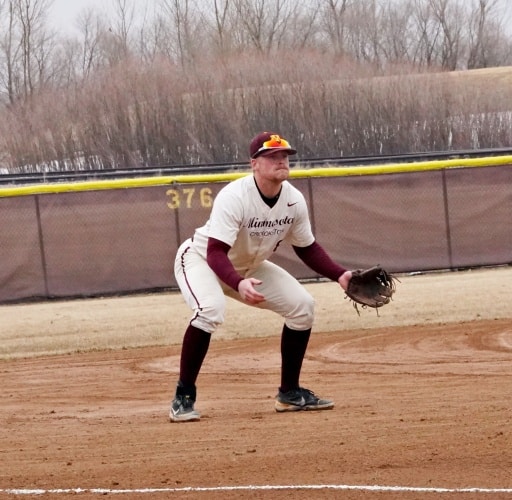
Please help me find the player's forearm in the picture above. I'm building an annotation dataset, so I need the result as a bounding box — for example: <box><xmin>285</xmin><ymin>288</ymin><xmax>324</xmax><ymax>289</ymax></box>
<box><xmin>206</xmin><ymin>237</ymin><xmax>244</xmax><ymax>291</ymax></box>
<box><xmin>293</xmin><ymin>241</ymin><xmax>347</xmax><ymax>281</ymax></box>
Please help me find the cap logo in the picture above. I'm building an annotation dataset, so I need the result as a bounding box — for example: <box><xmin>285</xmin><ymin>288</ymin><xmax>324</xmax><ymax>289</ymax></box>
<box><xmin>262</xmin><ymin>135</ymin><xmax>288</xmax><ymax>149</ymax></box>
<box><xmin>250</xmin><ymin>131</ymin><xmax>296</xmax><ymax>158</ymax></box>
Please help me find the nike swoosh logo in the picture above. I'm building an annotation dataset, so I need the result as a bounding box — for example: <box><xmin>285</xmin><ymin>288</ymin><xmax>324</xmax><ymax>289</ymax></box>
<box><xmin>287</xmin><ymin>202</ymin><xmax>298</xmax><ymax>207</ymax></box>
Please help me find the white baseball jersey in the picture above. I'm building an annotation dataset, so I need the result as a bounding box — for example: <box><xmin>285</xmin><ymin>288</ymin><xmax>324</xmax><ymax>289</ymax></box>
<box><xmin>190</xmin><ymin>174</ymin><xmax>315</xmax><ymax>273</ymax></box>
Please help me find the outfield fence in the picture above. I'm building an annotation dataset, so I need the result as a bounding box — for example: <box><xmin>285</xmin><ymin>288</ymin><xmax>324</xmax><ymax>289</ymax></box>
<box><xmin>0</xmin><ymin>157</ymin><xmax>510</xmax><ymax>303</ymax></box>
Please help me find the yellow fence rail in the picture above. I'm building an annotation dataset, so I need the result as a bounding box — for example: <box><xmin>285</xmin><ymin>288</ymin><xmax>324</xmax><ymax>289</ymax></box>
<box><xmin>1</xmin><ymin>155</ymin><xmax>511</xmax><ymax>198</ymax></box>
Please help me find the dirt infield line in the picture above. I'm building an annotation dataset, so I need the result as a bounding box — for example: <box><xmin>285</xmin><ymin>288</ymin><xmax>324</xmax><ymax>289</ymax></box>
<box><xmin>4</xmin><ymin>483</ymin><xmax>512</xmax><ymax>495</ymax></box>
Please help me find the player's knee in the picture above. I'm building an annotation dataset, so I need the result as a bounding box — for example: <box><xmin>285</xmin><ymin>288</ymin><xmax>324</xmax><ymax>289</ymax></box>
<box><xmin>191</xmin><ymin>298</ymin><xmax>226</xmax><ymax>333</ymax></box>
<box><xmin>286</xmin><ymin>292</ymin><xmax>315</xmax><ymax>330</ymax></box>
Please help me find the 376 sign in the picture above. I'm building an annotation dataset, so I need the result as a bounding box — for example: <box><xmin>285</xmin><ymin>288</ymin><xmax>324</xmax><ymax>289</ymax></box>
<box><xmin>166</xmin><ymin>187</ymin><xmax>214</xmax><ymax>210</ymax></box>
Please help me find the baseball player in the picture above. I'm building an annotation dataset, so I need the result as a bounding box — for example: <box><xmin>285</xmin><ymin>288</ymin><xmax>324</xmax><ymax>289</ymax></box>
<box><xmin>170</xmin><ymin>131</ymin><xmax>353</xmax><ymax>422</ymax></box>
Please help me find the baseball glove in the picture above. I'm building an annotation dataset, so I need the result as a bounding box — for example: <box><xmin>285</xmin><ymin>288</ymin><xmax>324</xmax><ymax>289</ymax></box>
<box><xmin>345</xmin><ymin>265</ymin><xmax>396</xmax><ymax>314</ymax></box>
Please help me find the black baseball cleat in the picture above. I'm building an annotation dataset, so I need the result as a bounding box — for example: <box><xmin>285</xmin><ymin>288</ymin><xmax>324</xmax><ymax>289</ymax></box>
<box><xmin>169</xmin><ymin>394</ymin><xmax>201</xmax><ymax>422</ymax></box>
<box><xmin>275</xmin><ymin>387</ymin><xmax>334</xmax><ymax>412</ymax></box>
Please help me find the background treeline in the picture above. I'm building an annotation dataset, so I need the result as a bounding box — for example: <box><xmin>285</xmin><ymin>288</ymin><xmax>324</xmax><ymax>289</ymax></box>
<box><xmin>0</xmin><ymin>0</ymin><xmax>511</xmax><ymax>172</ymax></box>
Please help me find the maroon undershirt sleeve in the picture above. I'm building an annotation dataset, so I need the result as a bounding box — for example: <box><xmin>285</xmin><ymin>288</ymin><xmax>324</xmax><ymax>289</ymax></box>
<box><xmin>206</xmin><ymin>237</ymin><xmax>244</xmax><ymax>291</ymax></box>
<box><xmin>293</xmin><ymin>241</ymin><xmax>347</xmax><ymax>282</ymax></box>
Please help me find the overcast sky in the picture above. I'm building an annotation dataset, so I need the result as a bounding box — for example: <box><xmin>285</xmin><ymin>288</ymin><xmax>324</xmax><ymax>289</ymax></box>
<box><xmin>48</xmin><ymin>0</ymin><xmax>115</xmax><ymax>34</ymax></box>
<box><xmin>48</xmin><ymin>0</ymin><xmax>511</xmax><ymax>36</ymax></box>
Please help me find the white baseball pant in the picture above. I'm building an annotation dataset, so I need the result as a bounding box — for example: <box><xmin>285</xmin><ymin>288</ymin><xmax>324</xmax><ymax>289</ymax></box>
<box><xmin>174</xmin><ymin>239</ymin><xmax>315</xmax><ymax>334</ymax></box>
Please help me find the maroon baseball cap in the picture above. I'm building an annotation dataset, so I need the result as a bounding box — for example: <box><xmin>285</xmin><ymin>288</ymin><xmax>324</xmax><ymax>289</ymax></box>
<box><xmin>249</xmin><ymin>132</ymin><xmax>297</xmax><ymax>159</ymax></box>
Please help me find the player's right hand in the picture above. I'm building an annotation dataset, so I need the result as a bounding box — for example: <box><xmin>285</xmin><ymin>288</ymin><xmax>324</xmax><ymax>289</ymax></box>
<box><xmin>238</xmin><ymin>278</ymin><xmax>265</xmax><ymax>305</ymax></box>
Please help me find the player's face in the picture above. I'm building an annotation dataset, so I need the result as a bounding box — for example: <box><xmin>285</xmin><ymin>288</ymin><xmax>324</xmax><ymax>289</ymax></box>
<box><xmin>251</xmin><ymin>151</ymin><xmax>290</xmax><ymax>184</ymax></box>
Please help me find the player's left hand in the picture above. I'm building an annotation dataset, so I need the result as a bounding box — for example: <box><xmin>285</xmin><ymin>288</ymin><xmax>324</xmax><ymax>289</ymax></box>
<box><xmin>345</xmin><ymin>265</ymin><xmax>397</xmax><ymax>313</ymax></box>
<box><xmin>338</xmin><ymin>270</ymin><xmax>353</xmax><ymax>292</ymax></box>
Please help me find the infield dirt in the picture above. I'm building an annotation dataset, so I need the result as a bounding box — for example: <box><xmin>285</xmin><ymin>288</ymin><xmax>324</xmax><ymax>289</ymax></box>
<box><xmin>1</xmin><ymin>267</ymin><xmax>511</xmax><ymax>499</ymax></box>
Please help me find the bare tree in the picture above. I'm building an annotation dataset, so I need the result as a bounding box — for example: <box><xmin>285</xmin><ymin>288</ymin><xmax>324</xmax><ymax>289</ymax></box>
<box><xmin>378</xmin><ymin>0</ymin><xmax>416</xmax><ymax>64</ymax></box>
<box><xmin>319</xmin><ymin>0</ymin><xmax>351</xmax><ymax>55</ymax></box>
<box><xmin>231</xmin><ymin>0</ymin><xmax>297</xmax><ymax>53</ymax></box>
<box><xmin>410</xmin><ymin>0</ymin><xmax>442</xmax><ymax>67</ymax></box>
<box><xmin>0</xmin><ymin>0</ymin><xmax>57</xmax><ymax>102</ymax></box>
<box><xmin>14</xmin><ymin>0</ymin><xmax>54</xmax><ymax>96</ymax></box>
<box><xmin>465</xmin><ymin>0</ymin><xmax>504</xmax><ymax>68</ymax></box>
<box><xmin>210</xmin><ymin>0</ymin><xmax>232</xmax><ymax>56</ymax></box>
<box><xmin>136</xmin><ymin>1</ymin><xmax>168</xmax><ymax>64</ymax></box>
<box><xmin>343</xmin><ymin>0</ymin><xmax>382</xmax><ymax>64</ymax></box>
<box><xmin>159</xmin><ymin>0</ymin><xmax>205</xmax><ymax>67</ymax></box>
<box><xmin>279</xmin><ymin>1</ymin><xmax>319</xmax><ymax>50</ymax></box>
<box><xmin>0</xmin><ymin>0</ymin><xmax>17</xmax><ymax>103</ymax></box>
<box><xmin>72</xmin><ymin>8</ymin><xmax>107</xmax><ymax>78</ymax></box>
<box><xmin>428</xmin><ymin>0</ymin><xmax>466</xmax><ymax>69</ymax></box>
<box><xmin>109</xmin><ymin>0</ymin><xmax>136</xmax><ymax>60</ymax></box>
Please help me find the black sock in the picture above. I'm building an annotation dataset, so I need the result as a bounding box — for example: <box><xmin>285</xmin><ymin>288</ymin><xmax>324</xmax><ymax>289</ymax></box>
<box><xmin>280</xmin><ymin>325</ymin><xmax>311</xmax><ymax>393</ymax></box>
<box><xmin>177</xmin><ymin>324</ymin><xmax>211</xmax><ymax>393</ymax></box>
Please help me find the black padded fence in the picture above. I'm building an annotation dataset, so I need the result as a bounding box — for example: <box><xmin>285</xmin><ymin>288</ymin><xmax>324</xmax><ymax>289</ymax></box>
<box><xmin>0</xmin><ymin>164</ymin><xmax>510</xmax><ymax>303</ymax></box>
